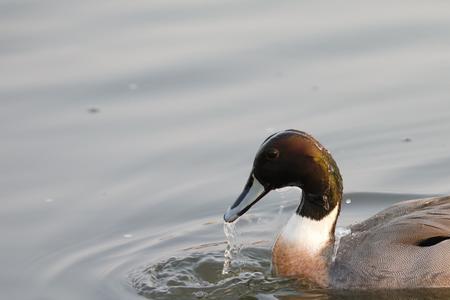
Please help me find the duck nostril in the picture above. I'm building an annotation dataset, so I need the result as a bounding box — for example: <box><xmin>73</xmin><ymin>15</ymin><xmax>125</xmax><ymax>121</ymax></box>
<box><xmin>266</xmin><ymin>148</ymin><xmax>279</xmax><ymax>160</ymax></box>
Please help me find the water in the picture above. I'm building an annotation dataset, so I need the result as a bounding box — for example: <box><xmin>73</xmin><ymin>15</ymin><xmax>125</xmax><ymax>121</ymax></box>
<box><xmin>222</xmin><ymin>222</ymin><xmax>241</xmax><ymax>275</ymax></box>
<box><xmin>131</xmin><ymin>248</ymin><xmax>298</xmax><ymax>300</ymax></box>
<box><xmin>331</xmin><ymin>227</ymin><xmax>351</xmax><ymax>263</ymax></box>
<box><xmin>2</xmin><ymin>1</ymin><xmax>450</xmax><ymax>299</ymax></box>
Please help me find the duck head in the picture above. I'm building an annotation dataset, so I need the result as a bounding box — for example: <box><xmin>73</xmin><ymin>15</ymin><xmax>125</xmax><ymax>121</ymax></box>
<box><xmin>224</xmin><ymin>129</ymin><xmax>343</xmax><ymax>223</ymax></box>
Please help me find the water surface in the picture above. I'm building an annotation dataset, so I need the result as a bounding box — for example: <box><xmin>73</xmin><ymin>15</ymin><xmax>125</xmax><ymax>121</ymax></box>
<box><xmin>2</xmin><ymin>1</ymin><xmax>450</xmax><ymax>299</ymax></box>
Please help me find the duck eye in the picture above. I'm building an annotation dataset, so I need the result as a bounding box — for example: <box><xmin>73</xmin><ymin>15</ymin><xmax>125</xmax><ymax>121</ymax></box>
<box><xmin>265</xmin><ymin>148</ymin><xmax>279</xmax><ymax>160</ymax></box>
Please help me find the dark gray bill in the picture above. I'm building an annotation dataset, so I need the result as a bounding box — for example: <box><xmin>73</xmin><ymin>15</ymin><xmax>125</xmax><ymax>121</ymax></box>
<box><xmin>223</xmin><ymin>174</ymin><xmax>268</xmax><ymax>223</ymax></box>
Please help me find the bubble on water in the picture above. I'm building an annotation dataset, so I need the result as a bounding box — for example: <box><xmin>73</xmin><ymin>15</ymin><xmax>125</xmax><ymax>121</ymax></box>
<box><xmin>345</xmin><ymin>198</ymin><xmax>352</xmax><ymax>204</ymax></box>
<box><xmin>123</xmin><ymin>234</ymin><xmax>133</xmax><ymax>239</ymax></box>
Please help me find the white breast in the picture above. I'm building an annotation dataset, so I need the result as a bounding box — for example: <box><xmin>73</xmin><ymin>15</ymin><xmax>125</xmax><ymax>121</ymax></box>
<box><xmin>278</xmin><ymin>204</ymin><xmax>339</xmax><ymax>255</ymax></box>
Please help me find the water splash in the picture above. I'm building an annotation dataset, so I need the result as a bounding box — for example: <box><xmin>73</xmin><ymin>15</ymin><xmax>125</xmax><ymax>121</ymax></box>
<box><xmin>221</xmin><ymin>221</ymin><xmax>242</xmax><ymax>275</ymax></box>
<box><xmin>129</xmin><ymin>249</ymin><xmax>297</xmax><ymax>300</ymax></box>
<box><xmin>332</xmin><ymin>226</ymin><xmax>351</xmax><ymax>262</ymax></box>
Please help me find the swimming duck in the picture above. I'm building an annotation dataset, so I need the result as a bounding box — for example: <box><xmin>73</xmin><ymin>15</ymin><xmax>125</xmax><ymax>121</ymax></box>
<box><xmin>223</xmin><ymin>129</ymin><xmax>450</xmax><ymax>288</ymax></box>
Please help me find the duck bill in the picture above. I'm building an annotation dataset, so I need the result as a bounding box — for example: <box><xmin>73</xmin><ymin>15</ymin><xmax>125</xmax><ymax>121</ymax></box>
<box><xmin>224</xmin><ymin>174</ymin><xmax>269</xmax><ymax>223</ymax></box>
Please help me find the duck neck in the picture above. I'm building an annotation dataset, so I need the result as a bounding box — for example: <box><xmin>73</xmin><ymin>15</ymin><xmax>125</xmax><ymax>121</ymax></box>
<box><xmin>295</xmin><ymin>148</ymin><xmax>343</xmax><ymax>241</ymax></box>
<box><xmin>272</xmin><ymin>152</ymin><xmax>342</xmax><ymax>286</ymax></box>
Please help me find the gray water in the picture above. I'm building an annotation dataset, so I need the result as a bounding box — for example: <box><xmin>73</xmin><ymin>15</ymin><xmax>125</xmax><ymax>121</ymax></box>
<box><xmin>2</xmin><ymin>1</ymin><xmax>450</xmax><ymax>299</ymax></box>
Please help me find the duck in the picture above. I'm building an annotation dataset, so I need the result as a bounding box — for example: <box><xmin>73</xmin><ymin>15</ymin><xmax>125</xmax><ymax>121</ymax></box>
<box><xmin>223</xmin><ymin>129</ymin><xmax>450</xmax><ymax>289</ymax></box>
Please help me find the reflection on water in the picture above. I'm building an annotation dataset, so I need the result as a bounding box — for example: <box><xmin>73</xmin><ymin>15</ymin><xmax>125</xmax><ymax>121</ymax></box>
<box><xmin>2</xmin><ymin>0</ymin><xmax>450</xmax><ymax>299</ymax></box>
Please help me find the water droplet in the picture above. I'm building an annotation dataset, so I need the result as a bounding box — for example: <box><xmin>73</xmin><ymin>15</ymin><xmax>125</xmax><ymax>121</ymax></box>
<box><xmin>345</xmin><ymin>199</ymin><xmax>352</xmax><ymax>204</ymax></box>
<box><xmin>193</xmin><ymin>291</ymin><xmax>208</xmax><ymax>298</ymax></box>
<box><xmin>123</xmin><ymin>234</ymin><xmax>133</xmax><ymax>239</ymax></box>
<box><xmin>265</xmin><ymin>127</ymin><xmax>275</xmax><ymax>134</ymax></box>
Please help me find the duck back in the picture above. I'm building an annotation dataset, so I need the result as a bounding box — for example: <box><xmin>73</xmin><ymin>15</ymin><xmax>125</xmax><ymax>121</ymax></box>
<box><xmin>330</xmin><ymin>196</ymin><xmax>450</xmax><ymax>288</ymax></box>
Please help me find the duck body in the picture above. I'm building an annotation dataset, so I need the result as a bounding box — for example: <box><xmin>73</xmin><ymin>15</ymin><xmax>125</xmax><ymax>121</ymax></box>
<box><xmin>330</xmin><ymin>196</ymin><xmax>450</xmax><ymax>289</ymax></box>
<box><xmin>224</xmin><ymin>129</ymin><xmax>450</xmax><ymax>289</ymax></box>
